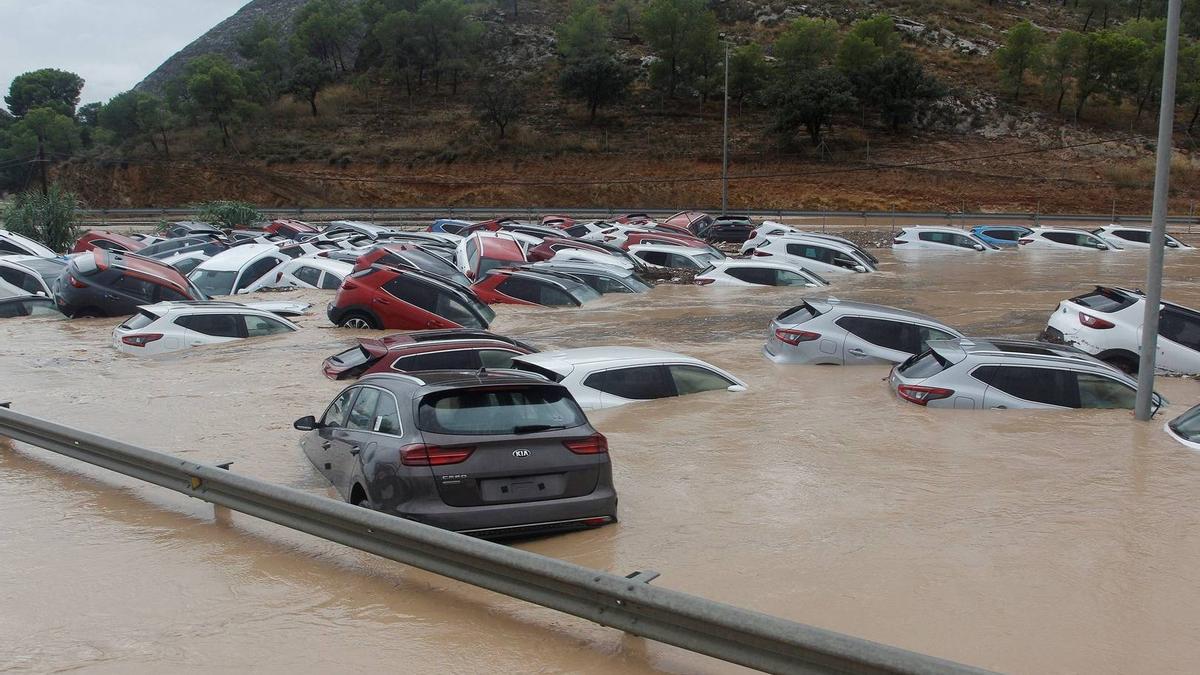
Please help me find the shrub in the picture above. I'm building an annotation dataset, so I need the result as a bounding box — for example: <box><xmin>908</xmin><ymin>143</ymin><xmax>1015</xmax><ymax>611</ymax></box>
<box><xmin>3</xmin><ymin>184</ymin><xmax>81</xmax><ymax>253</ymax></box>
<box><xmin>194</xmin><ymin>200</ymin><xmax>262</xmax><ymax>228</ymax></box>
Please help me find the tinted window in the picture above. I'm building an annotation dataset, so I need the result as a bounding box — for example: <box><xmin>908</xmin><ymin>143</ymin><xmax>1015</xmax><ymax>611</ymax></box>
<box><xmin>496</xmin><ymin>276</ymin><xmax>541</xmax><ymax>303</ymax></box>
<box><xmin>1158</xmin><ymin>306</ymin><xmax>1200</xmax><ymax>351</ymax></box>
<box><xmin>584</xmin><ymin>366</ymin><xmax>675</xmax><ymax>400</ymax></box>
<box><xmin>564</xmin><ymin>225</ymin><xmax>591</xmax><ymax>238</ymax></box>
<box><xmin>0</xmin><ymin>267</ymin><xmax>43</xmax><ymax>294</ymax></box>
<box><xmin>237</xmin><ymin>257</ymin><xmax>283</xmax><ymax>291</ymax></box>
<box><xmin>1043</xmin><ymin>232</ymin><xmax>1078</xmax><ymax>245</ymax></box>
<box><xmin>479</xmin><ymin>349</ymin><xmax>519</xmax><ymax>368</ymax></box>
<box><xmin>392</xmin><ymin>349</ymin><xmax>482</xmax><ymax>371</ymax></box>
<box><xmin>1077</xmin><ymin>373</ymin><xmax>1136</xmax><ymax>409</ymax></box>
<box><xmin>726</xmin><ymin>266</ymin><xmax>776</xmax><ymax>285</ymax></box>
<box><xmin>244</xmin><ymin>315</ymin><xmax>293</xmax><ymax>337</ymax></box>
<box><xmin>322</xmin><ymin>388</ymin><xmax>356</xmax><ymax>427</ymax></box>
<box><xmin>0</xmin><ymin>240</ymin><xmax>28</xmax><ymax>254</ymax></box>
<box><xmin>918</xmin><ymin>231</ymin><xmax>977</xmax><ymax>248</ymax></box>
<box><xmin>319</xmin><ymin>271</ymin><xmax>342</xmax><ymax>290</ymax></box>
<box><xmin>1114</xmin><ymin>230</ymin><xmax>1150</xmax><ymax>243</ymax></box>
<box><xmin>982</xmin><ymin>229</ymin><xmax>1020</xmax><ymax>241</ymax></box>
<box><xmin>636</xmin><ymin>251</ymin><xmax>671</xmax><ymax>267</ymax></box>
<box><xmin>986</xmin><ymin>366</ymin><xmax>1080</xmax><ymax>407</ymax></box>
<box><xmin>1072</xmin><ymin>288</ymin><xmax>1137</xmax><ymax>313</ymax></box>
<box><xmin>158</xmin><ymin>286</ymin><xmax>189</xmax><ymax>302</ymax></box>
<box><xmin>172</xmin><ymin>258</ymin><xmax>203</xmax><ymax>275</ymax></box>
<box><xmin>345</xmin><ymin>387</ymin><xmax>382</xmax><ymax>431</ymax></box>
<box><xmin>899</xmin><ymin>350</ymin><xmax>951</xmax><ymax>378</ymax></box>
<box><xmin>176</xmin><ymin>314</ymin><xmax>241</xmax><ymax>338</ymax></box>
<box><xmin>292</xmin><ymin>265</ymin><xmax>322</xmax><ymax>286</ymax></box>
<box><xmin>417</xmin><ymin>386</ymin><xmax>587</xmax><ymax>435</ymax></box>
<box><xmin>111</xmin><ymin>274</ymin><xmax>158</xmax><ymax>301</ymax></box>
<box><xmin>383</xmin><ymin>276</ymin><xmax>438</xmax><ymax>311</ymax></box>
<box><xmin>120</xmin><ymin>311</ymin><xmax>158</xmax><ymax>331</ymax></box>
<box><xmin>437</xmin><ymin>293</ymin><xmax>486</xmax><ymax>328</ymax></box>
<box><xmin>670</xmin><ymin>365</ymin><xmax>734</xmax><ymax>394</ymax></box>
<box><xmin>836</xmin><ymin>316</ymin><xmax>913</xmax><ymax>353</ymax></box>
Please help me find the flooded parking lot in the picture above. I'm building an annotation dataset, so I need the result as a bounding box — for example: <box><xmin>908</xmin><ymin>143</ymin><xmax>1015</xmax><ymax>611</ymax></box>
<box><xmin>3</xmin><ymin>248</ymin><xmax>1200</xmax><ymax>674</ymax></box>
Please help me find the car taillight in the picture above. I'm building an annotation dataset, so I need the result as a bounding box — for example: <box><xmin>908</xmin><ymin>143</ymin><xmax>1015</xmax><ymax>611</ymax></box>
<box><xmin>121</xmin><ymin>333</ymin><xmax>163</xmax><ymax>347</ymax></box>
<box><xmin>893</xmin><ymin>239</ymin><xmax>906</xmax><ymax>244</ymax></box>
<box><xmin>694</xmin><ymin>278</ymin><xmax>716</xmax><ymax>286</ymax></box>
<box><xmin>68</xmin><ymin>275</ymin><xmax>87</xmax><ymax>288</ymax></box>
<box><xmin>774</xmin><ymin>328</ymin><xmax>820</xmax><ymax>345</ymax></box>
<box><xmin>1018</xmin><ymin>238</ymin><xmax>1033</xmax><ymax>245</ymax></box>
<box><xmin>896</xmin><ymin>385</ymin><xmax>955</xmax><ymax>406</ymax></box>
<box><xmin>399</xmin><ymin>443</ymin><xmax>475</xmax><ymax>466</ymax></box>
<box><xmin>342</xmin><ymin>280</ymin><xmax>359</xmax><ymax>290</ymax></box>
<box><xmin>563</xmin><ymin>433</ymin><xmax>608</xmax><ymax>455</ymax></box>
<box><xmin>1079</xmin><ymin>312</ymin><xmax>1115</xmax><ymax>329</ymax></box>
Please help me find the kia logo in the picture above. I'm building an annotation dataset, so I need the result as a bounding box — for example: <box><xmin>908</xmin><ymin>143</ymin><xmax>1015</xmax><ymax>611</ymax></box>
<box><xmin>512</xmin><ymin>449</ymin><xmax>531</xmax><ymax>458</ymax></box>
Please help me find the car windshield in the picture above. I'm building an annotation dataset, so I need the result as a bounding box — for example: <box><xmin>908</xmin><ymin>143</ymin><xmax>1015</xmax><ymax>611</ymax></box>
<box><xmin>189</xmin><ymin>269</ymin><xmax>236</xmax><ymax>297</ymax></box>
<box><xmin>417</xmin><ymin>386</ymin><xmax>587</xmax><ymax>435</ymax></box>
<box><xmin>1169</xmin><ymin>406</ymin><xmax>1200</xmax><ymax>442</ymax></box>
<box><xmin>19</xmin><ymin>258</ymin><xmax>66</xmax><ymax>283</ymax></box>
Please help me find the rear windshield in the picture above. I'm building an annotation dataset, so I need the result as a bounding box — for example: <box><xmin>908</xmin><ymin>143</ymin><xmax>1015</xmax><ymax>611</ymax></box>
<box><xmin>897</xmin><ymin>349</ymin><xmax>951</xmax><ymax>379</ymax></box>
<box><xmin>330</xmin><ymin>345</ymin><xmax>372</xmax><ymax>368</ymax></box>
<box><xmin>417</xmin><ymin>386</ymin><xmax>586</xmax><ymax>435</ymax></box>
<box><xmin>1071</xmin><ymin>288</ymin><xmax>1137</xmax><ymax>313</ymax></box>
<box><xmin>777</xmin><ymin>302</ymin><xmax>818</xmax><ymax>323</ymax></box>
<box><xmin>120</xmin><ymin>310</ymin><xmax>159</xmax><ymax>331</ymax></box>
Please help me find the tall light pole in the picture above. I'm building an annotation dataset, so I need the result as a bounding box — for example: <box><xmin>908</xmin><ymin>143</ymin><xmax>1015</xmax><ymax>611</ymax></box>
<box><xmin>721</xmin><ymin>35</ymin><xmax>730</xmax><ymax>215</ymax></box>
<box><xmin>1135</xmin><ymin>0</ymin><xmax>1183</xmax><ymax>420</ymax></box>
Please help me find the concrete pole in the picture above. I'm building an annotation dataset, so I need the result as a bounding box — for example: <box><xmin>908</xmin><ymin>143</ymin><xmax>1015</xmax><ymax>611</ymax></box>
<box><xmin>721</xmin><ymin>39</ymin><xmax>730</xmax><ymax>216</ymax></box>
<box><xmin>1135</xmin><ymin>0</ymin><xmax>1183</xmax><ymax>421</ymax></box>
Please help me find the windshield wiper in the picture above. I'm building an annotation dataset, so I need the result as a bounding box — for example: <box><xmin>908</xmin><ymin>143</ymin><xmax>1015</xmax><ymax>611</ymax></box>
<box><xmin>512</xmin><ymin>424</ymin><xmax>568</xmax><ymax>434</ymax></box>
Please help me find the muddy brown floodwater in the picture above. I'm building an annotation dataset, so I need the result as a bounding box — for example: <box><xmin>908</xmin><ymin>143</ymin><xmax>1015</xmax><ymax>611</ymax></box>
<box><xmin>3</xmin><ymin>249</ymin><xmax>1200</xmax><ymax>674</ymax></box>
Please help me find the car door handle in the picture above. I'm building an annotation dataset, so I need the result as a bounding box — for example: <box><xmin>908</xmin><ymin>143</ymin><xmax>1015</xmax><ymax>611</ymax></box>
<box><xmin>848</xmin><ymin>348</ymin><xmax>867</xmax><ymax>356</ymax></box>
<box><xmin>349</xmin><ymin>445</ymin><xmax>360</xmax><ymax>456</ymax></box>
<box><xmin>993</xmin><ymin>405</ymin><xmax>1007</xmax><ymax>410</ymax></box>
<box><xmin>321</xmin><ymin>441</ymin><xmax>332</xmax><ymax>450</ymax></box>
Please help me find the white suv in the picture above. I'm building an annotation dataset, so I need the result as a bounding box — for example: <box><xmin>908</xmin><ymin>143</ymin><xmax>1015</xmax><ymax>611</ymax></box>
<box><xmin>744</xmin><ymin>235</ymin><xmax>877</xmax><ymax>275</ymax></box>
<box><xmin>113</xmin><ymin>301</ymin><xmax>303</xmax><ymax>355</ymax></box>
<box><xmin>892</xmin><ymin>226</ymin><xmax>999</xmax><ymax>252</ymax></box>
<box><xmin>1043</xmin><ymin>286</ymin><xmax>1200</xmax><ymax>374</ymax></box>
<box><xmin>1092</xmin><ymin>225</ymin><xmax>1193</xmax><ymax>250</ymax></box>
<box><xmin>1018</xmin><ymin>227</ymin><xmax>1120</xmax><ymax>251</ymax></box>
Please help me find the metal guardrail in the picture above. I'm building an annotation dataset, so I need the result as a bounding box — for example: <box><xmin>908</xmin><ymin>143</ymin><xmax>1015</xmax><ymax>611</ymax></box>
<box><xmin>76</xmin><ymin>206</ymin><xmax>1200</xmax><ymax>226</ymax></box>
<box><xmin>0</xmin><ymin>405</ymin><xmax>988</xmax><ymax>675</ymax></box>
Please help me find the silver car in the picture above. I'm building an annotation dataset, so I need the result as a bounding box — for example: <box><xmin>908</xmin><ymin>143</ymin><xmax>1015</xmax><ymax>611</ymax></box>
<box><xmin>764</xmin><ymin>299</ymin><xmax>962</xmax><ymax>365</ymax></box>
<box><xmin>888</xmin><ymin>337</ymin><xmax>1165</xmax><ymax>411</ymax></box>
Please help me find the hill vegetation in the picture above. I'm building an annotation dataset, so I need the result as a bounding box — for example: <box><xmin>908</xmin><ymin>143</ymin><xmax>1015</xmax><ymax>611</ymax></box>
<box><xmin>5</xmin><ymin>0</ymin><xmax>1200</xmax><ymax>212</ymax></box>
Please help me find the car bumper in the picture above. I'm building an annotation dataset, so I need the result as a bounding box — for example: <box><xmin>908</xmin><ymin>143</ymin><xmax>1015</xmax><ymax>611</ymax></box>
<box><xmin>396</xmin><ymin>486</ymin><xmax>618</xmax><ymax>538</ymax></box>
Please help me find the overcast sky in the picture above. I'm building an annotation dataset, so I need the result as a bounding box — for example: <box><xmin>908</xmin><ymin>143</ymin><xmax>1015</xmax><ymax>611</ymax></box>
<box><xmin>0</xmin><ymin>0</ymin><xmax>248</xmax><ymax>111</ymax></box>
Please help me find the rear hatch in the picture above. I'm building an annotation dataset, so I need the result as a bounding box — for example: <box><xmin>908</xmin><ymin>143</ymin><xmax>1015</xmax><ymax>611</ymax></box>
<box><xmin>413</xmin><ymin>384</ymin><xmax>605</xmax><ymax>507</ymax></box>
<box><xmin>322</xmin><ymin>338</ymin><xmax>392</xmax><ymax>380</ymax></box>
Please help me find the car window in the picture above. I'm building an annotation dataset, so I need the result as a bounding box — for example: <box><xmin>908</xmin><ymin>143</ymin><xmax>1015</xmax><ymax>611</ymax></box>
<box><xmin>392</xmin><ymin>349</ymin><xmax>482</xmax><ymax>371</ymax></box>
<box><xmin>1076</xmin><ymin>373</ymin><xmax>1136</xmax><ymax>409</ymax></box>
<box><xmin>158</xmin><ymin>286</ymin><xmax>190</xmax><ymax>302</ymax></box>
<box><xmin>1158</xmin><ymin>306</ymin><xmax>1200</xmax><ymax>351</ymax></box>
<box><xmin>244</xmin><ymin>314</ymin><xmax>293</xmax><ymax>337</ymax></box>
<box><xmin>383</xmin><ymin>275</ymin><xmax>438</xmax><ymax>310</ymax></box>
<box><xmin>666</xmin><ymin>253</ymin><xmax>701</xmax><ymax>270</ymax></box>
<box><xmin>322</xmin><ymin>388</ymin><xmax>356</xmax><ymax>428</ymax></box>
<box><xmin>636</xmin><ymin>251</ymin><xmax>671</xmax><ymax>267</ymax></box>
<box><xmin>583</xmin><ymin>366</ymin><xmax>675</xmax><ymax>400</ymax></box>
<box><xmin>1043</xmin><ymin>232</ymin><xmax>1077</xmax><ymax>245</ymax></box>
<box><xmin>0</xmin><ymin>267</ymin><xmax>43</xmax><ymax>294</ymax></box>
<box><xmin>836</xmin><ymin>316</ymin><xmax>913</xmax><ymax>353</ymax></box>
<box><xmin>496</xmin><ymin>276</ymin><xmax>541</xmax><ymax>303</ymax></box>
<box><xmin>319</xmin><ymin>271</ymin><xmax>342</xmax><ymax>289</ymax></box>
<box><xmin>345</xmin><ymin>387</ymin><xmax>382</xmax><ymax>431</ymax></box>
<box><xmin>372</xmin><ymin>389</ymin><xmax>402</xmax><ymax>434</ymax></box>
<box><xmin>436</xmin><ymin>292</ymin><xmax>485</xmax><ymax>328</ymax></box>
<box><xmin>538</xmin><ymin>283</ymin><xmax>575</xmax><ymax>306</ymax></box>
<box><xmin>785</xmin><ymin>243</ymin><xmax>831</xmax><ymax>264</ymax></box>
<box><xmin>111</xmin><ymin>274</ymin><xmax>158</xmax><ymax>301</ymax></box>
<box><xmin>982</xmin><ymin>229</ymin><xmax>1020</xmax><ymax>241</ymax></box>
<box><xmin>985</xmin><ymin>366</ymin><xmax>1080</xmax><ymax>407</ymax></box>
<box><xmin>0</xmin><ymin>239</ymin><xmax>28</xmax><ymax>254</ymax></box>
<box><xmin>917</xmin><ymin>325</ymin><xmax>958</xmax><ymax>352</ymax></box>
<box><xmin>176</xmin><ymin>313</ymin><xmax>242</xmax><ymax>338</ymax></box>
<box><xmin>775</xmin><ymin>269</ymin><xmax>814</xmax><ymax>287</ymax></box>
<box><xmin>292</xmin><ymin>265</ymin><xmax>322</xmax><ymax>286</ymax></box>
<box><xmin>172</xmin><ymin>258</ymin><xmax>203</xmax><ymax>275</ymax></box>
<box><xmin>1114</xmin><ymin>229</ymin><xmax>1150</xmax><ymax>243</ymax></box>
<box><xmin>564</xmin><ymin>225</ymin><xmax>591</xmax><ymax>238</ymax></box>
<box><xmin>726</xmin><ymin>266</ymin><xmax>776</xmax><ymax>285</ymax></box>
<box><xmin>669</xmin><ymin>365</ymin><xmax>734</xmax><ymax>394</ymax></box>
<box><xmin>236</xmin><ymin>256</ymin><xmax>284</xmax><ymax>291</ymax></box>
<box><xmin>479</xmin><ymin>349</ymin><xmax>519</xmax><ymax>368</ymax></box>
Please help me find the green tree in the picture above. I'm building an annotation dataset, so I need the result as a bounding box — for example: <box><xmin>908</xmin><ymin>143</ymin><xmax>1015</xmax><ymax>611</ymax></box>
<box><xmin>476</xmin><ymin>74</ymin><xmax>525</xmax><ymax>138</ymax></box>
<box><xmin>727</xmin><ymin>42</ymin><xmax>768</xmax><ymax>109</ymax></box>
<box><xmin>680</xmin><ymin>12</ymin><xmax>721</xmax><ymax>105</ymax></box>
<box><xmin>237</xmin><ymin>19</ymin><xmax>292</xmax><ymax>102</ymax></box>
<box><xmin>185</xmin><ymin>55</ymin><xmax>247</xmax><ymax>146</ymax></box>
<box><xmin>196</xmin><ymin>201</ymin><xmax>262</xmax><ymax>229</ymax></box>
<box><xmin>76</xmin><ymin>102</ymin><xmax>102</xmax><ymax>148</ymax></box>
<box><xmin>1122</xmin><ymin>18</ymin><xmax>1166</xmax><ymax>121</ymax></box>
<box><xmin>611</xmin><ymin>0</ymin><xmax>639</xmax><ymax>36</ymax></box>
<box><xmin>1071</xmin><ymin>29</ymin><xmax>1143</xmax><ymax>119</ymax></box>
<box><xmin>1038</xmin><ymin>30</ymin><xmax>1084</xmax><ymax>113</ymax></box>
<box><xmin>847</xmin><ymin>15</ymin><xmax>901</xmax><ymax>56</ymax></box>
<box><xmin>1080</xmin><ymin>0</ymin><xmax>1120</xmax><ymax>31</ymax></box>
<box><xmin>559</xmin><ymin>56</ymin><xmax>634</xmax><ymax>123</ymax></box>
<box><xmin>558</xmin><ymin>1</ymin><xmax>611</xmax><ymax>60</ymax></box>
<box><xmin>374</xmin><ymin>10</ymin><xmax>427</xmax><ymax>97</ymax></box>
<box><xmin>855</xmin><ymin>52</ymin><xmax>945</xmax><ymax>132</ymax></box>
<box><xmin>641</xmin><ymin>0</ymin><xmax>714</xmax><ymax>98</ymax></box>
<box><xmin>288</xmin><ymin>57</ymin><xmax>335</xmax><ymax>116</ymax></box>
<box><xmin>292</xmin><ymin>0</ymin><xmax>361</xmax><ymax>73</ymax></box>
<box><xmin>995</xmin><ymin>21</ymin><xmax>1044</xmax><ymax>102</ymax></box>
<box><xmin>1179</xmin><ymin>40</ymin><xmax>1200</xmax><ymax>132</ymax></box>
<box><xmin>775</xmin><ymin>17</ymin><xmax>840</xmax><ymax>73</ymax></box>
<box><xmin>6</xmin><ymin>69</ymin><xmax>85</xmax><ymax>118</ymax></box>
<box><xmin>772</xmin><ymin>67</ymin><xmax>857</xmax><ymax>146</ymax></box>
<box><xmin>2</xmin><ymin>184</ymin><xmax>80</xmax><ymax>253</ymax></box>
<box><xmin>836</xmin><ymin>34</ymin><xmax>883</xmax><ymax>74</ymax></box>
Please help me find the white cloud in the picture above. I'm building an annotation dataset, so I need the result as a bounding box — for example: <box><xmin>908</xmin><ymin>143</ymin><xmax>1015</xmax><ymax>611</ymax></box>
<box><xmin>0</xmin><ymin>0</ymin><xmax>247</xmax><ymax>110</ymax></box>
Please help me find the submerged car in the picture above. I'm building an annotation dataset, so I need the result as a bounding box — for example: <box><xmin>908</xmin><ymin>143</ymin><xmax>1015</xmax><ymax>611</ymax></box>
<box><xmin>139</xmin><ymin>235</ymin><xmax>228</xmax><ymax>260</ymax></box>
<box><xmin>244</xmin><ymin>257</ymin><xmax>353</xmax><ymax>292</ymax></box>
<box><xmin>524</xmin><ymin>261</ymin><xmax>652</xmax><ymax>294</ymax></box>
<box><xmin>694</xmin><ymin>260</ymin><xmax>827</xmax><ymax>287</ymax></box>
<box><xmin>70</xmin><ymin>231</ymin><xmax>146</xmax><ymax>255</ymax></box>
<box><xmin>695</xmin><ymin>215</ymin><xmax>755</xmax><ymax>243</ymax></box>
<box><xmin>511</xmin><ymin>347</ymin><xmax>747</xmax><ymax>410</ymax></box>
<box><xmin>471</xmin><ymin>268</ymin><xmax>602</xmax><ymax>307</ymax></box>
<box><xmin>1018</xmin><ymin>228</ymin><xmax>1119</xmax><ymax>251</ymax></box>
<box><xmin>1043</xmin><ymin>285</ymin><xmax>1200</xmax><ymax>374</ymax></box>
<box><xmin>265</xmin><ymin>219</ymin><xmax>320</xmax><ymax>240</ymax></box>
<box><xmin>628</xmin><ymin>244</ymin><xmax>721</xmax><ymax>271</ymax></box>
<box><xmin>327</xmin><ymin>266</ymin><xmax>495</xmax><ymax>330</ymax></box>
<box><xmin>1091</xmin><ymin>225</ymin><xmax>1193</xmax><ymax>250</ymax></box>
<box><xmin>1165</xmin><ymin>404</ymin><xmax>1200</xmax><ymax>450</ymax></box>
<box><xmin>188</xmin><ymin>243</ymin><xmax>290</xmax><ymax>297</ymax></box>
<box><xmin>322</xmin><ymin>329</ymin><xmax>537</xmax><ymax>380</ymax></box>
<box><xmin>0</xmin><ymin>295</ymin><xmax>60</xmax><ymax>319</ymax></box>
<box><xmin>765</xmin><ymin>299</ymin><xmax>963</xmax><ymax>365</ymax></box>
<box><xmin>53</xmin><ymin>249</ymin><xmax>208</xmax><ymax>318</ymax></box>
<box><xmin>351</xmin><ymin>243</ymin><xmax>471</xmax><ymax>286</ymax></box>
<box><xmin>0</xmin><ymin>229</ymin><xmax>58</xmax><ymax>257</ymax></box>
<box><xmin>456</xmin><ymin>233</ymin><xmax>528</xmax><ymax>281</ymax></box>
<box><xmin>970</xmin><ymin>225</ymin><xmax>1033</xmax><ymax>248</ymax></box>
<box><xmin>0</xmin><ymin>255</ymin><xmax>66</xmax><ymax>297</ymax></box>
<box><xmin>294</xmin><ymin>371</ymin><xmax>617</xmax><ymax>537</ymax></box>
<box><xmin>888</xmin><ymin>338</ymin><xmax>1164</xmax><ymax>411</ymax></box>
<box><xmin>745</xmin><ymin>235</ymin><xmax>878</xmax><ymax>275</ymax></box>
<box><xmin>112</xmin><ymin>301</ymin><xmax>302</xmax><ymax>355</ymax></box>
<box><xmin>893</xmin><ymin>227</ymin><xmax>999</xmax><ymax>252</ymax></box>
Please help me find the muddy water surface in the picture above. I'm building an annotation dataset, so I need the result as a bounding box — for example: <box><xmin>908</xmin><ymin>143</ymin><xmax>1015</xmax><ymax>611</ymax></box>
<box><xmin>2</xmin><ymin>249</ymin><xmax>1200</xmax><ymax>674</ymax></box>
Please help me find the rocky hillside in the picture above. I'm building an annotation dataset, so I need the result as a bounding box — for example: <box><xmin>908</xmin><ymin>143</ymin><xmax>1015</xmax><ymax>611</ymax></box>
<box><xmin>136</xmin><ymin>0</ymin><xmax>309</xmax><ymax>93</ymax></box>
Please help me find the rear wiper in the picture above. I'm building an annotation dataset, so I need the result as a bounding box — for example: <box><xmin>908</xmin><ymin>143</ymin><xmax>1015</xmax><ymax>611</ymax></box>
<box><xmin>512</xmin><ymin>424</ymin><xmax>568</xmax><ymax>434</ymax></box>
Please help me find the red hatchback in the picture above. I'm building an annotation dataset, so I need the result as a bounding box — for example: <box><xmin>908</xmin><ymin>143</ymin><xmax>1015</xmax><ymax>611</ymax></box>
<box><xmin>265</xmin><ymin>219</ymin><xmax>320</xmax><ymax>240</ymax></box>
<box><xmin>458</xmin><ymin>234</ymin><xmax>528</xmax><ymax>281</ymax></box>
<box><xmin>71</xmin><ymin>230</ymin><xmax>147</xmax><ymax>255</ymax></box>
<box><xmin>327</xmin><ymin>266</ymin><xmax>495</xmax><ymax>330</ymax></box>
<box><xmin>620</xmin><ymin>231</ymin><xmax>713</xmax><ymax>252</ymax></box>
<box><xmin>321</xmin><ymin>329</ymin><xmax>538</xmax><ymax>380</ymax></box>
<box><xmin>471</xmin><ymin>268</ymin><xmax>602</xmax><ymax>307</ymax></box>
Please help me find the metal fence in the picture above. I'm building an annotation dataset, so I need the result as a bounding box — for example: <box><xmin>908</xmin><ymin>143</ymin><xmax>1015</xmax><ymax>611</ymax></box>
<box><xmin>0</xmin><ymin>405</ymin><xmax>988</xmax><ymax>675</ymax></box>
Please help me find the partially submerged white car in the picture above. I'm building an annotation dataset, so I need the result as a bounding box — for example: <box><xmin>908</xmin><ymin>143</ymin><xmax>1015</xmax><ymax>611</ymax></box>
<box><xmin>113</xmin><ymin>301</ymin><xmax>306</xmax><ymax>355</ymax></box>
<box><xmin>892</xmin><ymin>226</ymin><xmax>999</xmax><ymax>252</ymax></box>
<box><xmin>511</xmin><ymin>347</ymin><xmax>747</xmax><ymax>410</ymax></box>
<box><xmin>0</xmin><ymin>255</ymin><xmax>66</xmax><ymax>297</ymax></box>
<box><xmin>694</xmin><ymin>259</ymin><xmax>827</xmax><ymax>287</ymax></box>
<box><xmin>1092</xmin><ymin>225</ymin><xmax>1194</xmax><ymax>250</ymax></box>
<box><xmin>0</xmin><ymin>229</ymin><xmax>58</xmax><ymax>258</ymax></box>
<box><xmin>1165</xmin><ymin>404</ymin><xmax>1200</xmax><ymax>450</ymax></box>
<box><xmin>1044</xmin><ymin>285</ymin><xmax>1200</xmax><ymax>374</ymax></box>
<box><xmin>242</xmin><ymin>257</ymin><xmax>353</xmax><ymax>292</ymax></box>
<box><xmin>628</xmin><ymin>244</ymin><xmax>721</xmax><ymax>271</ymax></box>
<box><xmin>188</xmin><ymin>243</ymin><xmax>291</xmax><ymax>297</ymax></box>
<box><xmin>744</xmin><ymin>235</ymin><xmax>878</xmax><ymax>275</ymax></box>
<box><xmin>1018</xmin><ymin>228</ymin><xmax>1120</xmax><ymax>251</ymax></box>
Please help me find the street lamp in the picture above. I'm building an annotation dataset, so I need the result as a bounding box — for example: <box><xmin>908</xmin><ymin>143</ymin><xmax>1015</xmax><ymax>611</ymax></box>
<box><xmin>720</xmin><ymin>33</ymin><xmax>730</xmax><ymax>216</ymax></box>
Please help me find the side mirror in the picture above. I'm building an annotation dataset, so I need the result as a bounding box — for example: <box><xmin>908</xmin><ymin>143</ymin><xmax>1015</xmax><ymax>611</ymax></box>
<box><xmin>294</xmin><ymin>415</ymin><xmax>320</xmax><ymax>431</ymax></box>
<box><xmin>1167</xmin><ymin>241</ymin><xmax>1180</xmax><ymax>248</ymax></box>
<box><xmin>973</xmin><ymin>243</ymin><xmax>985</xmax><ymax>251</ymax></box>
<box><xmin>854</xmin><ymin>265</ymin><xmax>867</xmax><ymax>273</ymax></box>
<box><xmin>1096</xmin><ymin>243</ymin><xmax>1110</xmax><ymax>250</ymax></box>
<box><xmin>727</xmin><ymin>384</ymin><xmax>747</xmax><ymax>393</ymax></box>
<box><xmin>235</xmin><ymin>288</ymin><xmax>251</xmax><ymax>295</ymax></box>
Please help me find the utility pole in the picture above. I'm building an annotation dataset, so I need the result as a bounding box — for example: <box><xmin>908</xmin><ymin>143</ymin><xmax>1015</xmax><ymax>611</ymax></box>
<box><xmin>1135</xmin><ymin>0</ymin><xmax>1183</xmax><ymax>420</ymax></box>
<box><xmin>721</xmin><ymin>35</ymin><xmax>730</xmax><ymax>216</ymax></box>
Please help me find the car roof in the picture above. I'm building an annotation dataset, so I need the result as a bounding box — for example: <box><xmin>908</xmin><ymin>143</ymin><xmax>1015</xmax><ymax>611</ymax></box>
<box><xmin>629</xmin><ymin>244</ymin><xmax>707</xmax><ymax>256</ymax></box>
<box><xmin>712</xmin><ymin>259</ymin><xmax>802</xmax><ymax>271</ymax></box>
<box><xmin>196</xmin><ymin>243</ymin><xmax>280</xmax><ymax>270</ymax></box>
<box><xmin>525</xmin><ymin>261</ymin><xmax>633</xmax><ymax>277</ymax></box>
<box><xmin>927</xmin><ymin>337</ymin><xmax>1122</xmax><ymax>373</ymax></box>
<box><xmin>766</xmin><ymin>234</ymin><xmax>860</xmax><ymax>252</ymax></box>
<box><xmin>1029</xmin><ymin>227</ymin><xmax>1096</xmax><ymax>234</ymax></box>
<box><xmin>358</xmin><ymin>369</ymin><xmax>550</xmax><ymax>395</ymax></box>
<box><xmin>136</xmin><ymin>300</ymin><xmax>278</xmax><ymax>315</ymax></box>
<box><xmin>513</xmin><ymin>346</ymin><xmax>713</xmax><ymax>372</ymax></box>
<box><xmin>474</xmin><ymin>234</ymin><xmax>526</xmax><ymax>259</ymax></box>
<box><xmin>805</xmin><ymin>298</ymin><xmax>958</xmax><ymax>327</ymax></box>
<box><xmin>283</xmin><ymin>257</ymin><xmax>352</xmax><ymax>273</ymax></box>
<box><xmin>899</xmin><ymin>226</ymin><xmax>974</xmax><ymax>234</ymax></box>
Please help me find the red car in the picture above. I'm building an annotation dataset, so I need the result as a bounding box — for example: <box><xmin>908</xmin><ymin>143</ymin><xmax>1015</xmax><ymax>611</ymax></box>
<box><xmin>457</xmin><ymin>233</ymin><xmax>528</xmax><ymax>281</ymax></box>
<box><xmin>470</xmin><ymin>268</ymin><xmax>601</xmax><ymax>307</ymax></box>
<box><xmin>321</xmin><ymin>329</ymin><xmax>538</xmax><ymax>380</ymax></box>
<box><xmin>541</xmin><ymin>214</ymin><xmax>575</xmax><ymax>229</ymax></box>
<box><xmin>265</xmin><ymin>219</ymin><xmax>320</xmax><ymax>240</ymax></box>
<box><xmin>620</xmin><ymin>231</ymin><xmax>713</xmax><ymax>252</ymax></box>
<box><xmin>327</xmin><ymin>266</ymin><xmax>495</xmax><ymax>330</ymax></box>
<box><xmin>351</xmin><ymin>243</ymin><xmax>471</xmax><ymax>286</ymax></box>
<box><xmin>663</xmin><ymin>211</ymin><xmax>713</xmax><ymax>236</ymax></box>
<box><xmin>527</xmin><ymin>237</ymin><xmax>617</xmax><ymax>262</ymax></box>
<box><xmin>71</xmin><ymin>230</ymin><xmax>146</xmax><ymax>255</ymax></box>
